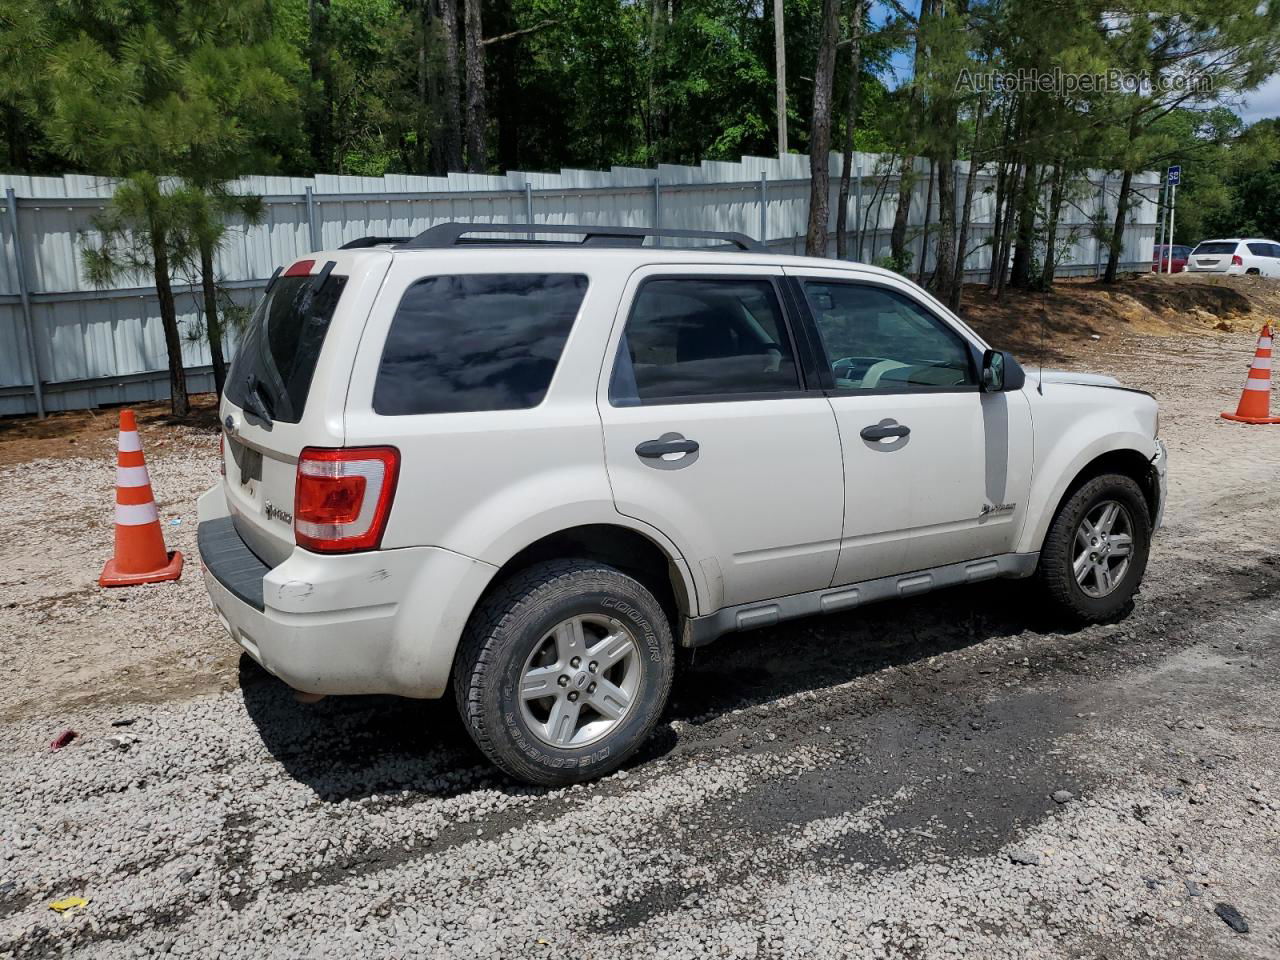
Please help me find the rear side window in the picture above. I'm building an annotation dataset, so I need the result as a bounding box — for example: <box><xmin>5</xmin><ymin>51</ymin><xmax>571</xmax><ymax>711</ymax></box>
<box><xmin>225</xmin><ymin>272</ymin><xmax>348</xmax><ymax>423</ymax></box>
<box><xmin>1193</xmin><ymin>242</ymin><xmax>1237</xmax><ymax>255</ymax></box>
<box><xmin>609</xmin><ymin>278</ymin><xmax>800</xmax><ymax>405</ymax></box>
<box><xmin>374</xmin><ymin>273</ymin><xmax>588</xmax><ymax>415</ymax></box>
<box><xmin>1247</xmin><ymin>242</ymin><xmax>1271</xmax><ymax>256</ymax></box>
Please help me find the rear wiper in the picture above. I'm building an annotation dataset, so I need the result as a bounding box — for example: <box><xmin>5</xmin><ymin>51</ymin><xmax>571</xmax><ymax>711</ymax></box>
<box><xmin>241</xmin><ymin>372</ymin><xmax>274</xmax><ymax>426</ymax></box>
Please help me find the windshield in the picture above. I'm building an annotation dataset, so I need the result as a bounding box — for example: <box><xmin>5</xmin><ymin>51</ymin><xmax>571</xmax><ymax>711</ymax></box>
<box><xmin>225</xmin><ymin>272</ymin><xmax>348</xmax><ymax>423</ymax></box>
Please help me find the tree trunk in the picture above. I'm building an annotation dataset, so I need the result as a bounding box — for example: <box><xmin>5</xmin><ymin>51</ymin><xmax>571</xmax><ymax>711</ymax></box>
<box><xmin>492</xmin><ymin>0</ymin><xmax>520</xmax><ymax>170</ymax></box>
<box><xmin>415</xmin><ymin>0</ymin><xmax>430</xmax><ymax>174</ymax></box>
<box><xmin>308</xmin><ymin>0</ymin><xmax>333</xmax><ymax>172</ymax></box>
<box><xmin>835</xmin><ymin>0</ymin><xmax>864</xmax><ymax>260</ymax></box>
<box><xmin>773</xmin><ymin>0</ymin><xmax>787</xmax><ymax>156</ymax></box>
<box><xmin>916</xmin><ymin>159</ymin><xmax>935</xmax><ymax>285</ymax></box>
<box><xmin>949</xmin><ymin>96</ymin><xmax>984</xmax><ymax>311</ymax></box>
<box><xmin>931</xmin><ymin>157</ymin><xmax>956</xmax><ymax>299</ymax></box>
<box><xmin>437</xmin><ymin>0</ymin><xmax>463</xmax><ymax>173</ymax></box>
<box><xmin>1008</xmin><ymin>161</ymin><xmax>1038</xmax><ymax>288</ymax></box>
<box><xmin>4</xmin><ymin>104</ymin><xmax>28</xmax><ymax>171</ymax></box>
<box><xmin>994</xmin><ymin>161</ymin><xmax>1022</xmax><ymax>298</ymax></box>
<box><xmin>152</xmin><ymin>226</ymin><xmax>189</xmax><ymax>418</ymax></box>
<box><xmin>1040</xmin><ymin>163</ymin><xmax>1066</xmax><ymax>288</ymax></box>
<box><xmin>803</xmin><ymin>0</ymin><xmax>841</xmax><ymax>257</ymax></box>
<box><xmin>199</xmin><ymin>242</ymin><xmax>227</xmax><ymax>399</ymax></box>
<box><xmin>861</xmin><ymin>161</ymin><xmax>892</xmax><ymax>261</ymax></box>
<box><xmin>462</xmin><ymin>0</ymin><xmax>487</xmax><ymax>172</ymax></box>
<box><xmin>1103</xmin><ymin>167</ymin><xmax>1134</xmax><ymax>284</ymax></box>
<box><xmin>985</xmin><ymin>160</ymin><xmax>1006</xmax><ymax>290</ymax></box>
<box><xmin>889</xmin><ymin>155</ymin><xmax>914</xmax><ymax>268</ymax></box>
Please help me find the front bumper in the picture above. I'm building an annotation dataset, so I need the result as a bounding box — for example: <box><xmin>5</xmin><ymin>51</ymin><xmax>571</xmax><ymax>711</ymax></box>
<box><xmin>196</xmin><ymin>485</ymin><xmax>496</xmax><ymax>698</ymax></box>
<box><xmin>1152</xmin><ymin>438</ymin><xmax>1168</xmax><ymax>531</ymax></box>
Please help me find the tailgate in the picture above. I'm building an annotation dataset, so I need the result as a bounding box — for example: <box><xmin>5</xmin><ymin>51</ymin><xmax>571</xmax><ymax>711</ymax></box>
<box><xmin>220</xmin><ymin>251</ymin><xmax>391</xmax><ymax>567</ymax></box>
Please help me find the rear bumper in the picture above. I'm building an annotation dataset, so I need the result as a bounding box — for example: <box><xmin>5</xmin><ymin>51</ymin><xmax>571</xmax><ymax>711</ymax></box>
<box><xmin>196</xmin><ymin>486</ymin><xmax>497</xmax><ymax>698</ymax></box>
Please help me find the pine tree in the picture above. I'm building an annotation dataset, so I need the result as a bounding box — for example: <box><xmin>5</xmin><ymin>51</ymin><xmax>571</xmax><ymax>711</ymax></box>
<box><xmin>42</xmin><ymin>1</ymin><xmax>301</xmax><ymax>415</ymax></box>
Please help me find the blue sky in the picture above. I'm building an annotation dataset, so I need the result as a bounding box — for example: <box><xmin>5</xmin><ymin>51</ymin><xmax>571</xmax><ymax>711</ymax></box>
<box><xmin>1240</xmin><ymin>75</ymin><xmax>1280</xmax><ymax>123</ymax></box>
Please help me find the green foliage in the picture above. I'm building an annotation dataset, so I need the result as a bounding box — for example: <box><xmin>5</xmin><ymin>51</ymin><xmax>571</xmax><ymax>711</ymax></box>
<box><xmin>82</xmin><ymin>172</ymin><xmax>185</xmax><ymax>288</ymax></box>
<box><xmin>0</xmin><ymin>0</ymin><xmax>1276</xmax><ymax>302</ymax></box>
<box><xmin>876</xmin><ymin>250</ymin><xmax>912</xmax><ymax>275</ymax></box>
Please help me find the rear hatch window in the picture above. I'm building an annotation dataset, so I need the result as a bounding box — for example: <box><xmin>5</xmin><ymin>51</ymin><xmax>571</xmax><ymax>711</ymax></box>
<box><xmin>1192</xmin><ymin>242</ymin><xmax>1237</xmax><ymax>256</ymax></box>
<box><xmin>225</xmin><ymin>270</ymin><xmax>349</xmax><ymax>423</ymax></box>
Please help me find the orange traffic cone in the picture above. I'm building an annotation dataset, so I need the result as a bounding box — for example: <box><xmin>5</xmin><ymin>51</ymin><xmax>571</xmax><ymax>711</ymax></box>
<box><xmin>1221</xmin><ymin>324</ymin><xmax>1280</xmax><ymax>425</ymax></box>
<box><xmin>99</xmin><ymin>410</ymin><xmax>184</xmax><ymax>587</ymax></box>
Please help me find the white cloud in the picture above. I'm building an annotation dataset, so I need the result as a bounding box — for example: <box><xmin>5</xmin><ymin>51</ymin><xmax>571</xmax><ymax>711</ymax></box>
<box><xmin>1239</xmin><ymin>73</ymin><xmax>1280</xmax><ymax>123</ymax></box>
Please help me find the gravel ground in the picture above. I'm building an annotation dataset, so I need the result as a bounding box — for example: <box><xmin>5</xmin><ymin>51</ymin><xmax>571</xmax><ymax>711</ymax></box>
<box><xmin>0</xmin><ymin>329</ymin><xmax>1278</xmax><ymax>959</ymax></box>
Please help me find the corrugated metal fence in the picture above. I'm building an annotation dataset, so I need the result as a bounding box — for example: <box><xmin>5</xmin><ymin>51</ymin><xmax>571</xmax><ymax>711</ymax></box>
<box><xmin>0</xmin><ymin>152</ymin><xmax>1160</xmax><ymax>416</ymax></box>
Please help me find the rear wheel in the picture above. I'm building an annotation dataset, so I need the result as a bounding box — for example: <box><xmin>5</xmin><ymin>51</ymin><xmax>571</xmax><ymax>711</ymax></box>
<box><xmin>1037</xmin><ymin>473</ymin><xmax>1152</xmax><ymax>623</ymax></box>
<box><xmin>453</xmin><ymin>559</ymin><xmax>675</xmax><ymax>786</ymax></box>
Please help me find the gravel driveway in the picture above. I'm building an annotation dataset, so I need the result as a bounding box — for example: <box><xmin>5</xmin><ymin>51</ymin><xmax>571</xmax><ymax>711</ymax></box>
<box><xmin>0</xmin><ymin>330</ymin><xmax>1277</xmax><ymax>959</ymax></box>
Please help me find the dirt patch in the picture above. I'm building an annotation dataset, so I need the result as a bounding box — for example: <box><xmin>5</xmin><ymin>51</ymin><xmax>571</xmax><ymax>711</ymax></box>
<box><xmin>0</xmin><ymin>394</ymin><xmax>221</xmax><ymax>468</ymax></box>
<box><xmin>957</xmin><ymin>273</ymin><xmax>1278</xmax><ymax>364</ymax></box>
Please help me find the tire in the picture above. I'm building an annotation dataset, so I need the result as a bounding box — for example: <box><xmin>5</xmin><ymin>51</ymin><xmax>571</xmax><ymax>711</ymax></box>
<box><xmin>1037</xmin><ymin>473</ymin><xmax>1152</xmax><ymax>623</ymax></box>
<box><xmin>453</xmin><ymin>559</ymin><xmax>675</xmax><ymax>786</ymax></box>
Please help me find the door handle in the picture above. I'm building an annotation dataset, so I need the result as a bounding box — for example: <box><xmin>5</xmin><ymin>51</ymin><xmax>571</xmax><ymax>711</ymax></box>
<box><xmin>860</xmin><ymin>421</ymin><xmax>911</xmax><ymax>441</ymax></box>
<box><xmin>636</xmin><ymin>435</ymin><xmax>700</xmax><ymax>458</ymax></box>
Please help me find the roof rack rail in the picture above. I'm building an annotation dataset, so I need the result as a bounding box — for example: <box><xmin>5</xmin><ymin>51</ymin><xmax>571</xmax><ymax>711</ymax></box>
<box><xmin>339</xmin><ymin>236</ymin><xmax>414</xmax><ymax>249</ymax></box>
<box><xmin>399</xmin><ymin>222</ymin><xmax>765</xmax><ymax>252</ymax></box>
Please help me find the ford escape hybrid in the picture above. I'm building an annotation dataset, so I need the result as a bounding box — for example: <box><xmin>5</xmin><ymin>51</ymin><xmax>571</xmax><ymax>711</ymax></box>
<box><xmin>198</xmin><ymin>223</ymin><xmax>1167</xmax><ymax>786</ymax></box>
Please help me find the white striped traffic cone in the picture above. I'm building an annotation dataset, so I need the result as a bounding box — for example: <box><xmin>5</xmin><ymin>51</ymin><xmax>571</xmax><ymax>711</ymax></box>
<box><xmin>1221</xmin><ymin>324</ymin><xmax>1280</xmax><ymax>425</ymax></box>
<box><xmin>99</xmin><ymin>409</ymin><xmax>184</xmax><ymax>587</ymax></box>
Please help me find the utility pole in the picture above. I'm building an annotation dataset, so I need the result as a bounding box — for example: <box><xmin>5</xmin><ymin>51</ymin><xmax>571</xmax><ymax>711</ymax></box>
<box><xmin>774</xmin><ymin>0</ymin><xmax>788</xmax><ymax>156</ymax></box>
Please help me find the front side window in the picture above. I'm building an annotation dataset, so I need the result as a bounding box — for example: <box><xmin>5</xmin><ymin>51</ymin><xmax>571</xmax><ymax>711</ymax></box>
<box><xmin>609</xmin><ymin>278</ymin><xmax>800</xmax><ymax>405</ymax></box>
<box><xmin>374</xmin><ymin>273</ymin><xmax>588</xmax><ymax>415</ymax></box>
<box><xmin>802</xmin><ymin>281</ymin><xmax>975</xmax><ymax>390</ymax></box>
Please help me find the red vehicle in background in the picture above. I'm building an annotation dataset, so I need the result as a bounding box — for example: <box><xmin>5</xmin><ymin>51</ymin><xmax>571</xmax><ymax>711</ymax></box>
<box><xmin>1152</xmin><ymin>243</ymin><xmax>1192</xmax><ymax>273</ymax></box>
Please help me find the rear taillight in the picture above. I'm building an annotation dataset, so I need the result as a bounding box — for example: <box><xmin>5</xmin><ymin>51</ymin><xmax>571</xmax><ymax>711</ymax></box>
<box><xmin>1232</xmin><ymin>254</ymin><xmax>1244</xmax><ymax>266</ymax></box>
<box><xmin>294</xmin><ymin>447</ymin><xmax>400</xmax><ymax>553</ymax></box>
<box><xmin>219</xmin><ymin>434</ymin><xmax>225</xmax><ymax>476</ymax></box>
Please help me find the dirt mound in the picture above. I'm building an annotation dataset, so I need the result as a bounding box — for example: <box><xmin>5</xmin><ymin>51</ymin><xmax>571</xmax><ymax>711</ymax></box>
<box><xmin>0</xmin><ymin>395</ymin><xmax>220</xmax><ymax>468</ymax></box>
<box><xmin>959</xmin><ymin>272</ymin><xmax>1278</xmax><ymax>364</ymax></box>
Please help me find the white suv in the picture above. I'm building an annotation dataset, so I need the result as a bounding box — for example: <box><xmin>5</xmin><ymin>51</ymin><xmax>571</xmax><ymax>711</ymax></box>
<box><xmin>197</xmin><ymin>223</ymin><xmax>1167</xmax><ymax>786</ymax></box>
<box><xmin>1186</xmin><ymin>238</ymin><xmax>1280</xmax><ymax>276</ymax></box>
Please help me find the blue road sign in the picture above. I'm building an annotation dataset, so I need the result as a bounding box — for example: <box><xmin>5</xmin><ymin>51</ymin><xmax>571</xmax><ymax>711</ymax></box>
<box><xmin>1167</xmin><ymin>165</ymin><xmax>1181</xmax><ymax>185</ymax></box>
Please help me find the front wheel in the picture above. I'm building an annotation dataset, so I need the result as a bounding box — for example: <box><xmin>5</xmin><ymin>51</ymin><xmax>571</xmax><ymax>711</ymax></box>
<box><xmin>453</xmin><ymin>559</ymin><xmax>675</xmax><ymax>786</ymax></box>
<box><xmin>1037</xmin><ymin>473</ymin><xmax>1152</xmax><ymax>623</ymax></box>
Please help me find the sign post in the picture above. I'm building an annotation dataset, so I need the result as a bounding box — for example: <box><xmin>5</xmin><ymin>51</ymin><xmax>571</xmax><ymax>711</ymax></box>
<box><xmin>1165</xmin><ymin>165</ymin><xmax>1181</xmax><ymax>273</ymax></box>
<box><xmin>1155</xmin><ymin>175</ymin><xmax>1168</xmax><ymax>273</ymax></box>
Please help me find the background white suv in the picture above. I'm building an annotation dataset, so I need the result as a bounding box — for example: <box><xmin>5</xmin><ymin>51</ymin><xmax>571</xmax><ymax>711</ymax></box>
<box><xmin>1187</xmin><ymin>238</ymin><xmax>1280</xmax><ymax>276</ymax></box>
<box><xmin>197</xmin><ymin>223</ymin><xmax>1166</xmax><ymax>786</ymax></box>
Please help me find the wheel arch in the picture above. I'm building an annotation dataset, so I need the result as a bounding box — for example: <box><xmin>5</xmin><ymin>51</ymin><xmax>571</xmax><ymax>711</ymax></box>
<box><xmin>485</xmin><ymin>524</ymin><xmax>694</xmax><ymax>623</ymax></box>
<box><xmin>1022</xmin><ymin>445</ymin><xmax>1160</xmax><ymax>554</ymax></box>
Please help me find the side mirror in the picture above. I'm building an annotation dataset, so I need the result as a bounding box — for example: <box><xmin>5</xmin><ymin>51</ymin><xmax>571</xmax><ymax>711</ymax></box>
<box><xmin>981</xmin><ymin>349</ymin><xmax>1025</xmax><ymax>392</ymax></box>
